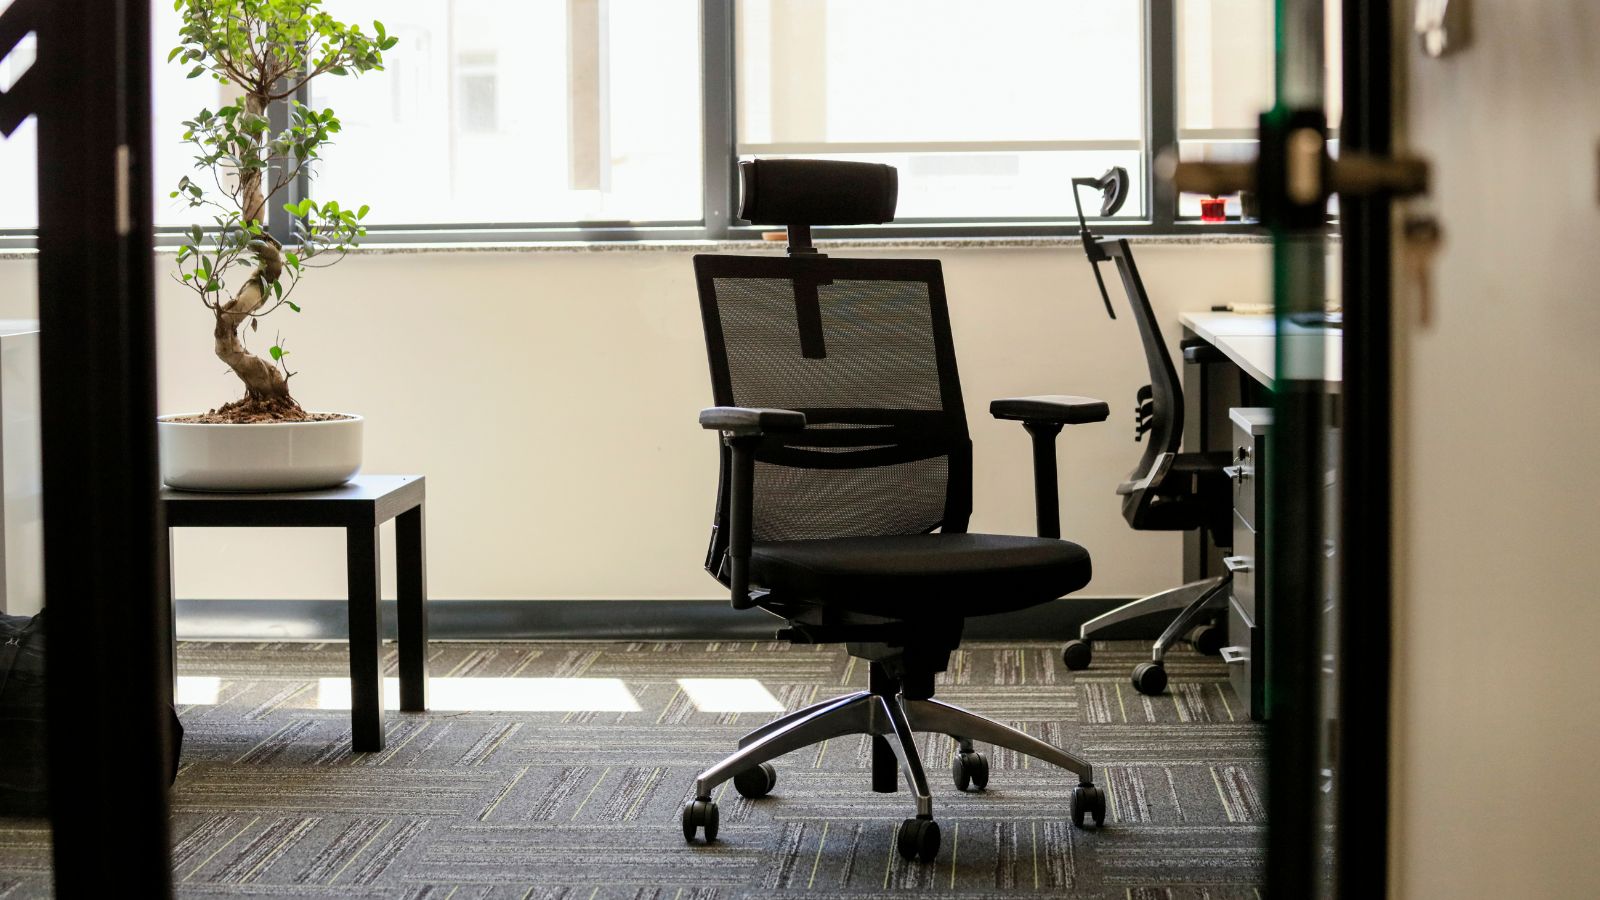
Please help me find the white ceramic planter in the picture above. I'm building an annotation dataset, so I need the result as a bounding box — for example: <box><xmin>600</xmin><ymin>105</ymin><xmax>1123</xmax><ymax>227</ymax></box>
<box><xmin>158</xmin><ymin>414</ymin><xmax>363</xmax><ymax>492</ymax></box>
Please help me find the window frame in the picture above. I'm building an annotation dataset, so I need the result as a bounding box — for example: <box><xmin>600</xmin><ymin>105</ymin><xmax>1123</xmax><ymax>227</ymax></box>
<box><xmin>0</xmin><ymin>0</ymin><xmax>1276</xmax><ymax>250</ymax></box>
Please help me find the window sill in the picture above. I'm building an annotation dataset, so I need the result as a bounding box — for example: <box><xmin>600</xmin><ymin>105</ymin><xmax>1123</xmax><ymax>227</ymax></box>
<box><xmin>0</xmin><ymin>232</ymin><xmax>1284</xmax><ymax>261</ymax></box>
<box><xmin>337</xmin><ymin>233</ymin><xmax>1274</xmax><ymax>254</ymax></box>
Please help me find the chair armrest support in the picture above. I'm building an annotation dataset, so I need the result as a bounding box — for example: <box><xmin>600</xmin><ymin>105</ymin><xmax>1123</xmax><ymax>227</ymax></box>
<box><xmin>1181</xmin><ymin>340</ymin><xmax>1227</xmax><ymax>364</ymax></box>
<box><xmin>700</xmin><ymin>407</ymin><xmax>804</xmax><ymax>610</ymax></box>
<box><xmin>989</xmin><ymin>395</ymin><xmax>1110</xmax><ymax>426</ymax></box>
<box><xmin>990</xmin><ymin>396</ymin><xmax>1107</xmax><ymax>539</ymax></box>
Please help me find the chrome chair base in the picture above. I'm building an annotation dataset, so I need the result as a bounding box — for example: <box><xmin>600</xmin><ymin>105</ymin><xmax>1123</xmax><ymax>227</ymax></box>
<box><xmin>1061</xmin><ymin>574</ymin><xmax>1232</xmax><ymax>695</ymax></box>
<box><xmin>684</xmin><ymin>687</ymin><xmax>1104</xmax><ymax>858</ymax></box>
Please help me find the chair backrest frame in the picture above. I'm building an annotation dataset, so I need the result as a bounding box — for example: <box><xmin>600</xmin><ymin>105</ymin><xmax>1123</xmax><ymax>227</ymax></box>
<box><xmin>693</xmin><ymin>253</ymin><xmax>974</xmax><ymax>582</ymax></box>
<box><xmin>1100</xmin><ymin>238</ymin><xmax>1184</xmax><ymax>480</ymax></box>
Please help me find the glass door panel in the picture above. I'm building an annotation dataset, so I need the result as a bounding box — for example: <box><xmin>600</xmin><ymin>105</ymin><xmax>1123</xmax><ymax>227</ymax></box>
<box><xmin>1266</xmin><ymin>0</ymin><xmax>1340</xmax><ymax>897</ymax></box>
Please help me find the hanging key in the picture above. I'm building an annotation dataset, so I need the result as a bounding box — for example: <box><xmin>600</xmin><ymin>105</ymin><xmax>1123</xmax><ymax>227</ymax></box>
<box><xmin>1401</xmin><ymin>215</ymin><xmax>1443</xmax><ymax>326</ymax></box>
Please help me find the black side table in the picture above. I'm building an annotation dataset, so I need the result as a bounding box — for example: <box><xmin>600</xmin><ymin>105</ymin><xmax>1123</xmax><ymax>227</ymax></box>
<box><xmin>163</xmin><ymin>474</ymin><xmax>428</xmax><ymax>752</ymax></box>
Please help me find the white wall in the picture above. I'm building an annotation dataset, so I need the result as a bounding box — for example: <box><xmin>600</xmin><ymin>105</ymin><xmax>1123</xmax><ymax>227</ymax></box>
<box><xmin>0</xmin><ymin>241</ymin><xmax>1268</xmax><ymax>602</ymax></box>
<box><xmin>1391</xmin><ymin>2</ymin><xmax>1600</xmax><ymax>896</ymax></box>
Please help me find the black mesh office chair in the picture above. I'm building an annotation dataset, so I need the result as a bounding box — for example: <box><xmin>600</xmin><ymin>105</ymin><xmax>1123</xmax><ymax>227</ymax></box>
<box><xmin>1057</xmin><ymin>167</ymin><xmax>1235</xmax><ymax>696</ymax></box>
<box><xmin>685</xmin><ymin>159</ymin><xmax>1109</xmax><ymax>863</ymax></box>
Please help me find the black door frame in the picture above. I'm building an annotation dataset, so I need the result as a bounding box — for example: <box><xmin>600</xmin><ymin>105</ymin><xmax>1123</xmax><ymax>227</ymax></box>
<box><xmin>1264</xmin><ymin>1</ymin><xmax>1394</xmax><ymax>896</ymax></box>
<box><xmin>2</xmin><ymin>0</ymin><xmax>173</xmax><ymax>892</ymax></box>
<box><xmin>4</xmin><ymin>0</ymin><xmax>1396</xmax><ymax>895</ymax></box>
<box><xmin>1334</xmin><ymin>0</ymin><xmax>1393</xmax><ymax>893</ymax></box>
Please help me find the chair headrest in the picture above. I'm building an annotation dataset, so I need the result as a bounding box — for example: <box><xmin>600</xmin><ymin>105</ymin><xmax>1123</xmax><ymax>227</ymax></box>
<box><xmin>738</xmin><ymin>159</ymin><xmax>898</xmax><ymax>226</ymax></box>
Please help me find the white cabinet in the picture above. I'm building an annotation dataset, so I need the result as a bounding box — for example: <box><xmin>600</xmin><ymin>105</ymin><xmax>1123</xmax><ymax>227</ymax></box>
<box><xmin>0</xmin><ymin>320</ymin><xmax>41</xmax><ymax>616</ymax></box>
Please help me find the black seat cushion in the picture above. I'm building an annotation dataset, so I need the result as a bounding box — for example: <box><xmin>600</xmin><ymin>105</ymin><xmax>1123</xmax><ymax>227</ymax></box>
<box><xmin>749</xmin><ymin>533</ymin><xmax>1092</xmax><ymax>618</ymax></box>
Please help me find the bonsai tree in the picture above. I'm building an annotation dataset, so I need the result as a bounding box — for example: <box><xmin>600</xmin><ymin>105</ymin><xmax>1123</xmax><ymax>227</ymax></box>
<box><xmin>169</xmin><ymin>0</ymin><xmax>396</xmax><ymax>422</ymax></box>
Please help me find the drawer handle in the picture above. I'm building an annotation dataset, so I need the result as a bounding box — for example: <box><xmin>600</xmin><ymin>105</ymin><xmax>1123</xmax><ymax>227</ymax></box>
<box><xmin>1223</xmin><ymin>555</ymin><xmax>1252</xmax><ymax>574</ymax></box>
<box><xmin>1220</xmin><ymin>646</ymin><xmax>1250</xmax><ymax>665</ymax></box>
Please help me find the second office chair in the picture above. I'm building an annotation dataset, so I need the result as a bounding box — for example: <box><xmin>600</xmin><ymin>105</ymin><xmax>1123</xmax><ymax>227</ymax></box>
<box><xmin>1058</xmin><ymin>168</ymin><xmax>1236</xmax><ymax>696</ymax></box>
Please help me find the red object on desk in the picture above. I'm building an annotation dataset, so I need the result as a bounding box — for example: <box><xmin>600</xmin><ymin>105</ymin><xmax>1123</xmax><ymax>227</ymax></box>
<box><xmin>1200</xmin><ymin>196</ymin><xmax>1228</xmax><ymax>222</ymax></box>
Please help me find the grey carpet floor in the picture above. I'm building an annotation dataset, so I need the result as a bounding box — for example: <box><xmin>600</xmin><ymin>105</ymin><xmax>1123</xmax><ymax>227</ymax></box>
<box><xmin>0</xmin><ymin>639</ymin><xmax>1263</xmax><ymax>898</ymax></box>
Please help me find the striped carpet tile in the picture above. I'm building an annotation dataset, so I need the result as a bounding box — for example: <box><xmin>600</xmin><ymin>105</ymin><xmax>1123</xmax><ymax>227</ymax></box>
<box><xmin>0</xmin><ymin>639</ymin><xmax>1263</xmax><ymax>897</ymax></box>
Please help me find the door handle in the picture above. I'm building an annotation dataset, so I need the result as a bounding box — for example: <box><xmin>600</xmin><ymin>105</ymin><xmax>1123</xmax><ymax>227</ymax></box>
<box><xmin>1165</xmin><ymin>151</ymin><xmax>1430</xmax><ymax>200</ymax></box>
<box><xmin>1158</xmin><ymin>120</ymin><xmax>1429</xmax><ymax>234</ymax></box>
<box><xmin>1223</xmin><ymin>556</ymin><xmax>1252</xmax><ymax>574</ymax></box>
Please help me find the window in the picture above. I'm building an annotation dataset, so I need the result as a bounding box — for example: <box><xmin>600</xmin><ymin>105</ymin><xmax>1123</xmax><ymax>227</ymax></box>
<box><xmin>735</xmin><ymin>0</ymin><xmax>1146</xmax><ymax>221</ymax></box>
<box><xmin>457</xmin><ymin>53</ymin><xmax>500</xmax><ymax>134</ymax></box>
<box><xmin>0</xmin><ymin>1</ymin><xmax>35</xmax><ymax>229</ymax></box>
<box><xmin>1176</xmin><ymin>0</ymin><xmax>1341</xmax><ymax>219</ymax></box>
<box><xmin>151</xmin><ymin>0</ymin><xmax>233</xmax><ymax>227</ymax></box>
<box><xmin>0</xmin><ymin>2</ymin><xmax>229</xmax><ymax>230</ymax></box>
<box><xmin>309</xmin><ymin>0</ymin><xmax>702</xmax><ymax>227</ymax></box>
<box><xmin>0</xmin><ymin>1</ymin><xmax>1333</xmax><ymax>243</ymax></box>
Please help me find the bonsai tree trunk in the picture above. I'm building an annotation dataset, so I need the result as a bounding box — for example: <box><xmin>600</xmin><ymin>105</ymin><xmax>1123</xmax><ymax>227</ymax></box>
<box><xmin>212</xmin><ymin>91</ymin><xmax>300</xmax><ymax>415</ymax></box>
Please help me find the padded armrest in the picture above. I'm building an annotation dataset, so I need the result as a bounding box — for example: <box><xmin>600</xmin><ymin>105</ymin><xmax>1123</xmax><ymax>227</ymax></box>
<box><xmin>699</xmin><ymin>406</ymin><xmax>807</xmax><ymax>437</ymax></box>
<box><xmin>990</xmin><ymin>395</ymin><xmax>1111</xmax><ymax>426</ymax></box>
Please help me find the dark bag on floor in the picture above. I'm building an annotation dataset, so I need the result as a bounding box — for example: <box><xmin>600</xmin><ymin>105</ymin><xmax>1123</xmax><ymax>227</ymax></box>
<box><xmin>0</xmin><ymin>611</ymin><xmax>184</xmax><ymax>818</ymax></box>
<box><xmin>0</xmin><ymin>611</ymin><xmax>48</xmax><ymax>816</ymax></box>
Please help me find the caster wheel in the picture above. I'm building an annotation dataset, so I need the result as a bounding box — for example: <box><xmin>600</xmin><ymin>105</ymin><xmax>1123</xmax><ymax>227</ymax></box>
<box><xmin>1071</xmin><ymin>783</ymin><xmax>1106</xmax><ymax>828</ymax></box>
<box><xmin>1193</xmin><ymin>624</ymin><xmax>1227</xmax><ymax>656</ymax></box>
<box><xmin>1132</xmin><ymin>661</ymin><xmax>1168</xmax><ymax>695</ymax></box>
<box><xmin>733</xmin><ymin>762</ymin><xmax>777</xmax><ymax>799</ymax></box>
<box><xmin>951</xmin><ymin>751</ymin><xmax>989</xmax><ymax>792</ymax></box>
<box><xmin>681</xmin><ymin>798</ymin><xmax>719</xmax><ymax>843</ymax></box>
<box><xmin>896</xmin><ymin>817</ymin><xmax>942</xmax><ymax>862</ymax></box>
<box><xmin>1061</xmin><ymin>639</ymin><xmax>1093</xmax><ymax>670</ymax></box>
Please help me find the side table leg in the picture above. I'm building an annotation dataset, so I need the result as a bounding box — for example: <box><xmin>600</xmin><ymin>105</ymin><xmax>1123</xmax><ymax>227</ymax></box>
<box><xmin>347</xmin><ymin>525</ymin><xmax>385</xmax><ymax>752</ymax></box>
<box><xmin>396</xmin><ymin>503</ymin><xmax>429</xmax><ymax>712</ymax></box>
<box><xmin>166</xmin><ymin>527</ymin><xmax>177</xmax><ymax>705</ymax></box>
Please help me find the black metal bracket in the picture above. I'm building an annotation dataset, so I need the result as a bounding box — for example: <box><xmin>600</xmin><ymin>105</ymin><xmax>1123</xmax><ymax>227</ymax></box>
<box><xmin>1257</xmin><ymin>108</ymin><xmax>1332</xmax><ymax>231</ymax></box>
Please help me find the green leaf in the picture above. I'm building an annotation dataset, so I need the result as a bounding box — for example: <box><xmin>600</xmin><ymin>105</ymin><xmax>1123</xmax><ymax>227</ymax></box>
<box><xmin>187</xmin><ymin>65</ymin><xmax>205</xmax><ymax>79</ymax></box>
<box><xmin>285</xmin><ymin>251</ymin><xmax>301</xmax><ymax>268</ymax></box>
<box><xmin>357</xmin><ymin>205</ymin><xmax>370</xmax><ymax>220</ymax></box>
<box><xmin>268</xmin><ymin>345</ymin><xmax>283</xmax><ymax>361</ymax></box>
<box><xmin>287</xmin><ymin>302</ymin><xmax>301</xmax><ymax>313</ymax></box>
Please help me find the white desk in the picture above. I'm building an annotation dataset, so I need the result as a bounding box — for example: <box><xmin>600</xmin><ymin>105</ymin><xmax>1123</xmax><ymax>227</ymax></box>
<box><xmin>1180</xmin><ymin>311</ymin><xmax>1343</xmax><ymax>388</ymax></box>
<box><xmin>1178</xmin><ymin>311</ymin><xmax>1342</xmax><ymax>724</ymax></box>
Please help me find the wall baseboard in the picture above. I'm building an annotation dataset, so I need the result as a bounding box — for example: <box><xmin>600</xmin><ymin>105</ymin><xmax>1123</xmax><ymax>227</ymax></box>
<box><xmin>174</xmin><ymin>597</ymin><xmax>1184</xmax><ymax>642</ymax></box>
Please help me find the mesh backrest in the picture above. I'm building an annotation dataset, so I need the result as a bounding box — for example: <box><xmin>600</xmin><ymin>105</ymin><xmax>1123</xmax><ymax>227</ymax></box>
<box><xmin>695</xmin><ymin>255</ymin><xmax>972</xmax><ymax>553</ymax></box>
<box><xmin>1104</xmin><ymin>239</ymin><xmax>1183</xmax><ymax>481</ymax></box>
